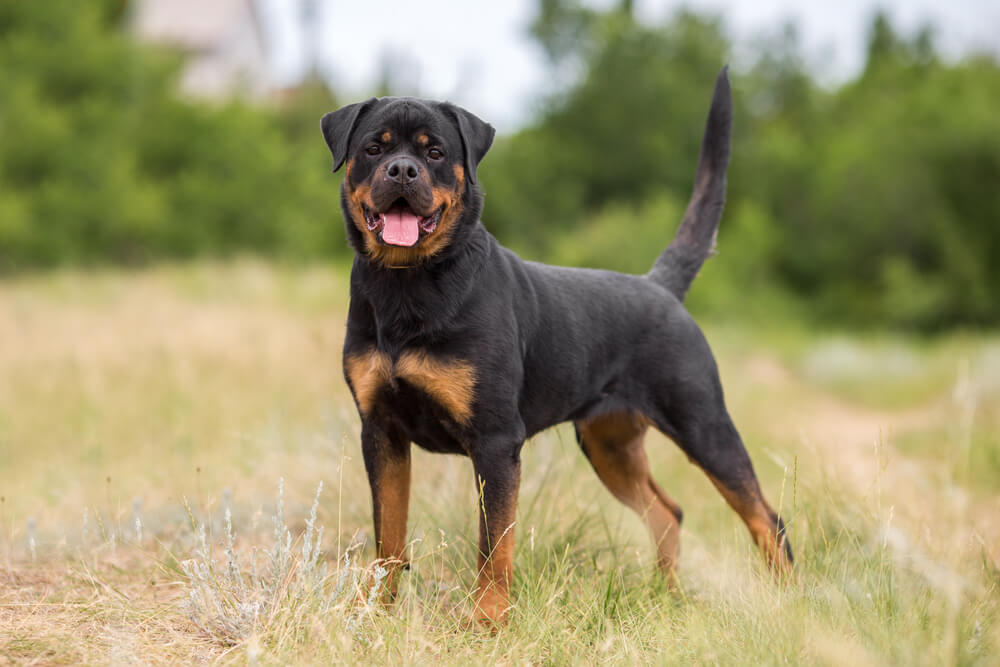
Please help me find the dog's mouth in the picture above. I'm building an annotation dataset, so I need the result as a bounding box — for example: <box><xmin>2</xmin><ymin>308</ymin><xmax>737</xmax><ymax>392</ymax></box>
<box><xmin>363</xmin><ymin>200</ymin><xmax>442</xmax><ymax>247</ymax></box>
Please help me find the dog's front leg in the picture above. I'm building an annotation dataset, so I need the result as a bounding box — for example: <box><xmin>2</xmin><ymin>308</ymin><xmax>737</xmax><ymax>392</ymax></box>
<box><xmin>471</xmin><ymin>450</ymin><xmax>521</xmax><ymax>626</ymax></box>
<box><xmin>361</xmin><ymin>422</ymin><xmax>411</xmax><ymax>602</ymax></box>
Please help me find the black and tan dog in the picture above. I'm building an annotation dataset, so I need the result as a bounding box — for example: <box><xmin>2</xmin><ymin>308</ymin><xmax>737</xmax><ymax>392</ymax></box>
<box><xmin>321</xmin><ymin>68</ymin><xmax>792</xmax><ymax>625</ymax></box>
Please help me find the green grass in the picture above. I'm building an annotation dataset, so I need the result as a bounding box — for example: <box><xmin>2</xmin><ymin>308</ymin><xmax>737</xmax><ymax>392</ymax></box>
<box><xmin>1</xmin><ymin>260</ymin><xmax>998</xmax><ymax>664</ymax></box>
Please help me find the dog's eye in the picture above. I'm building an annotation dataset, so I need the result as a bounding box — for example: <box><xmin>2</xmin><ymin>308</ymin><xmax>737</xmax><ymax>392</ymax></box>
<box><xmin>365</xmin><ymin>145</ymin><xmax>382</xmax><ymax>156</ymax></box>
<box><xmin>427</xmin><ymin>147</ymin><xmax>444</xmax><ymax>160</ymax></box>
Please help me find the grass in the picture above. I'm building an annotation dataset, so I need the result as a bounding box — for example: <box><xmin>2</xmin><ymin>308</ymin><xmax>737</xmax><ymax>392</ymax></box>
<box><xmin>1</xmin><ymin>259</ymin><xmax>998</xmax><ymax>664</ymax></box>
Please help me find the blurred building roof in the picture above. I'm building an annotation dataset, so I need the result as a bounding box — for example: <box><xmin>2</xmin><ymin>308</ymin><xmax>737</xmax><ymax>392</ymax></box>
<box><xmin>131</xmin><ymin>0</ymin><xmax>271</xmax><ymax>99</ymax></box>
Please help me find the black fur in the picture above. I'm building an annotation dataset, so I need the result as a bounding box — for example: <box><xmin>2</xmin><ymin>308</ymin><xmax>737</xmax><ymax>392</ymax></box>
<box><xmin>321</xmin><ymin>97</ymin><xmax>377</xmax><ymax>172</ymax></box>
<box><xmin>650</xmin><ymin>66</ymin><xmax>732</xmax><ymax>300</ymax></box>
<box><xmin>321</xmin><ymin>68</ymin><xmax>791</xmax><ymax>616</ymax></box>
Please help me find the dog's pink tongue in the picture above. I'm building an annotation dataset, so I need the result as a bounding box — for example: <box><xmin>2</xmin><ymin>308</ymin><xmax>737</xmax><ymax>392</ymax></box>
<box><xmin>382</xmin><ymin>208</ymin><xmax>420</xmax><ymax>247</ymax></box>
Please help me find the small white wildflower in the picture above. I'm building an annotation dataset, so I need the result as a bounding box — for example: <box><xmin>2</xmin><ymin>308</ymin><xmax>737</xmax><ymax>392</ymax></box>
<box><xmin>181</xmin><ymin>478</ymin><xmax>378</xmax><ymax>646</ymax></box>
<box><xmin>366</xmin><ymin>565</ymin><xmax>388</xmax><ymax>608</ymax></box>
<box><xmin>331</xmin><ymin>551</ymin><xmax>353</xmax><ymax>601</ymax></box>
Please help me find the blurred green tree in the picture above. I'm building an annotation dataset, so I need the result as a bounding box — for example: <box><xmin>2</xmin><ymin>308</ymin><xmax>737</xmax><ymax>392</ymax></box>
<box><xmin>747</xmin><ymin>13</ymin><xmax>1000</xmax><ymax>328</ymax></box>
<box><xmin>2</xmin><ymin>0</ymin><xmax>998</xmax><ymax>330</ymax></box>
<box><xmin>0</xmin><ymin>0</ymin><xmax>349</xmax><ymax>271</ymax></box>
<box><xmin>482</xmin><ymin>4</ymin><xmax>1000</xmax><ymax>330</ymax></box>
<box><xmin>483</xmin><ymin>7</ymin><xmax>730</xmax><ymax>253</ymax></box>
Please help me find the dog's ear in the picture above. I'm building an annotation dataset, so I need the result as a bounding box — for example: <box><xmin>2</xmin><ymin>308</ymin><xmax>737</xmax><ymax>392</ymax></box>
<box><xmin>444</xmin><ymin>103</ymin><xmax>495</xmax><ymax>185</ymax></box>
<box><xmin>320</xmin><ymin>98</ymin><xmax>377</xmax><ymax>172</ymax></box>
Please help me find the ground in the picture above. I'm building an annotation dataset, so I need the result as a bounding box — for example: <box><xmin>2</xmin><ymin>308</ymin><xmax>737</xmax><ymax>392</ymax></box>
<box><xmin>1</xmin><ymin>261</ymin><xmax>998</xmax><ymax>664</ymax></box>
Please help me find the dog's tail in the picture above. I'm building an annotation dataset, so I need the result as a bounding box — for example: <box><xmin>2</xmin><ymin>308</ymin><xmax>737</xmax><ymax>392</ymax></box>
<box><xmin>647</xmin><ymin>67</ymin><xmax>732</xmax><ymax>301</ymax></box>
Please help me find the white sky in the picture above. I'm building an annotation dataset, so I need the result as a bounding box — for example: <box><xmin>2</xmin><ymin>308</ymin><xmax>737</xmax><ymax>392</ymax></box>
<box><xmin>258</xmin><ymin>0</ymin><xmax>1000</xmax><ymax>131</ymax></box>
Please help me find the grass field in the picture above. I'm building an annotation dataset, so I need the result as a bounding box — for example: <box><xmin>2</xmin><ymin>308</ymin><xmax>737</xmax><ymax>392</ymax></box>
<box><xmin>1</xmin><ymin>260</ymin><xmax>998</xmax><ymax>664</ymax></box>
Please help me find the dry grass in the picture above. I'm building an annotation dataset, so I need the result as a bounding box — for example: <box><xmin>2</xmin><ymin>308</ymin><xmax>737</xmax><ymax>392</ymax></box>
<box><xmin>1</xmin><ymin>260</ymin><xmax>998</xmax><ymax>664</ymax></box>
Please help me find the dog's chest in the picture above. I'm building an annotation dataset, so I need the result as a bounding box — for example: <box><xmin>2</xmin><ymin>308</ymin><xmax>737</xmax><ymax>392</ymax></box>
<box><xmin>344</xmin><ymin>346</ymin><xmax>476</xmax><ymax>452</ymax></box>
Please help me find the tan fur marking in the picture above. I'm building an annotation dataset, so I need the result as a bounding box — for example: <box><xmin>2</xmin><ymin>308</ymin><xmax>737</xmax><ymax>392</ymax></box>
<box><xmin>344</xmin><ymin>176</ymin><xmax>391</xmax><ymax>262</ymax></box>
<box><xmin>374</xmin><ymin>451</ymin><xmax>411</xmax><ymax>601</ymax></box>
<box><xmin>344</xmin><ymin>348</ymin><xmax>392</xmax><ymax>415</ymax></box>
<box><xmin>360</xmin><ymin>177</ymin><xmax>465</xmax><ymax>269</ymax></box>
<box><xmin>706</xmin><ymin>473</ymin><xmax>791</xmax><ymax>573</ymax></box>
<box><xmin>347</xmin><ymin>180</ymin><xmax>372</xmax><ymax>229</ymax></box>
<box><xmin>345</xmin><ymin>347</ymin><xmax>476</xmax><ymax>424</ymax></box>
<box><xmin>396</xmin><ymin>350</ymin><xmax>476</xmax><ymax>424</ymax></box>
<box><xmin>381</xmin><ymin>131</ymin><xmax>392</xmax><ymax>142</ymax></box>
<box><xmin>475</xmin><ymin>518</ymin><xmax>516</xmax><ymax>625</ymax></box>
<box><xmin>416</xmin><ymin>133</ymin><xmax>429</xmax><ymax>146</ymax></box>
<box><xmin>344</xmin><ymin>159</ymin><xmax>467</xmax><ymax>269</ymax></box>
<box><xmin>577</xmin><ymin>412</ymin><xmax>682</xmax><ymax>573</ymax></box>
<box><xmin>474</xmin><ymin>467</ymin><xmax>519</xmax><ymax>626</ymax></box>
<box><xmin>414</xmin><ymin>183</ymin><xmax>464</xmax><ymax>259</ymax></box>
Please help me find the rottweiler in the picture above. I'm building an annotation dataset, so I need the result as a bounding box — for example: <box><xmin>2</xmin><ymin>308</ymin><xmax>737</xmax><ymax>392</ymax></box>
<box><xmin>321</xmin><ymin>67</ymin><xmax>792</xmax><ymax>626</ymax></box>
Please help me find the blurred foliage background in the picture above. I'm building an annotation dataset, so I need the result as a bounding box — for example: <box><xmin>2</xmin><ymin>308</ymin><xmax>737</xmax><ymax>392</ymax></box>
<box><xmin>1</xmin><ymin>0</ymin><xmax>998</xmax><ymax>331</ymax></box>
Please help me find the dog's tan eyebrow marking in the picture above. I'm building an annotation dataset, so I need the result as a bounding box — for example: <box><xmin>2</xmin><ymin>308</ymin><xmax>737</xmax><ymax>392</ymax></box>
<box><xmin>381</xmin><ymin>131</ymin><xmax>392</xmax><ymax>143</ymax></box>
<box><xmin>416</xmin><ymin>133</ymin><xmax>429</xmax><ymax>146</ymax></box>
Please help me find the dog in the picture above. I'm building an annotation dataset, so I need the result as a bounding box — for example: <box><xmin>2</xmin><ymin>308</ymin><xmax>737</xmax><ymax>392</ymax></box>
<box><xmin>321</xmin><ymin>68</ymin><xmax>792</xmax><ymax>626</ymax></box>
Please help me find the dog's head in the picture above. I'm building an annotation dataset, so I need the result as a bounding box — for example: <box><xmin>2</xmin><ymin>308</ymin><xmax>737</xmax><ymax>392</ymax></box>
<box><xmin>321</xmin><ymin>97</ymin><xmax>495</xmax><ymax>269</ymax></box>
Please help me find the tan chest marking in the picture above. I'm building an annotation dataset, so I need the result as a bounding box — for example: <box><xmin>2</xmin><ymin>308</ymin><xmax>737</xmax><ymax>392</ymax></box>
<box><xmin>344</xmin><ymin>348</ymin><xmax>393</xmax><ymax>416</ymax></box>
<box><xmin>344</xmin><ymin>348</ymin><xmax>477</xmax><ymax>424</ymax></box>
<box><xmin>396</xmin><ymin>350</ymin><xmax>476</xmax><ymax>424</ymax></box>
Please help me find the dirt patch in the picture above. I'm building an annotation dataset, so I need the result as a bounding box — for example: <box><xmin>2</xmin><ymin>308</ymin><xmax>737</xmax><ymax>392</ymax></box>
<box><xmin>0</xmin><ymin>558</ymin><xmax>216</xmax><ymax>665</ymax></box>
<box><xmin>741</xmin><ymin>354</ymin><xmax>999</xmax><ymax>567</ymax></box>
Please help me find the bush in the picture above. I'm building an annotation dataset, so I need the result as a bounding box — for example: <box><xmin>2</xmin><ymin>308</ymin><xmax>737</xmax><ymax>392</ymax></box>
<box><xmin>0</xmin><ymin>1</ymin><xmax>349</xmax><ymax>272</ymax></box>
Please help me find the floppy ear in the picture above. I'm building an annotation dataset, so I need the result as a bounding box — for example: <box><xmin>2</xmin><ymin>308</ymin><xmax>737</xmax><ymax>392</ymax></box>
<box><xmin>445</xmin><ymin>103</ymin><xmax>496</xmax><ymax>185</ymax></box>
<box><xmin>320</xmin><ymin>97</ymin><xmax>377</xmax><ymax>172</ymax></box>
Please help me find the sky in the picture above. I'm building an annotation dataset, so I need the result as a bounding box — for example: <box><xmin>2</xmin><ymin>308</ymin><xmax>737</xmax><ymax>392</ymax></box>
<box><xmin>258</xmin><ymin>0</ymin><xmax>1000</xmax><ymax>131</ymax></box>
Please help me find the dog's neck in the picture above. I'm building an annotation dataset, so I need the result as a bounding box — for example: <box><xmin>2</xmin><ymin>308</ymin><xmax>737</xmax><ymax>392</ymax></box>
<box><xmin>351</xmin><ymin>222</ymin><xmax>494</xmax><ymax>352</ymax></box>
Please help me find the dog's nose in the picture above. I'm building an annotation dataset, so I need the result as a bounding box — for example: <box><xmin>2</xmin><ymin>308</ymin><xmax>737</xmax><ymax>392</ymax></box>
<box><xmin>386</xmin><ymin>157</ymin><xmax>420</xmax><ymax>184</ymax></box>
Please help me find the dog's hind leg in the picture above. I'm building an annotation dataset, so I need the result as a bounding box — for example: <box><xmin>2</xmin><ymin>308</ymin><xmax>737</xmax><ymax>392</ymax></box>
<box><xmin>656</xmin><ymin>405</ymin><xmax>793</xmax><ymax>573</ymax></box>
<box><xmin>575</xmin><ymin>412</ymin><xmax>683</xmax><ymax>576</ymax></box>
<box><xmin>643</xmin><ymin>315</ymin><xmax>794</xmax><ymax>573</ymax></box>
